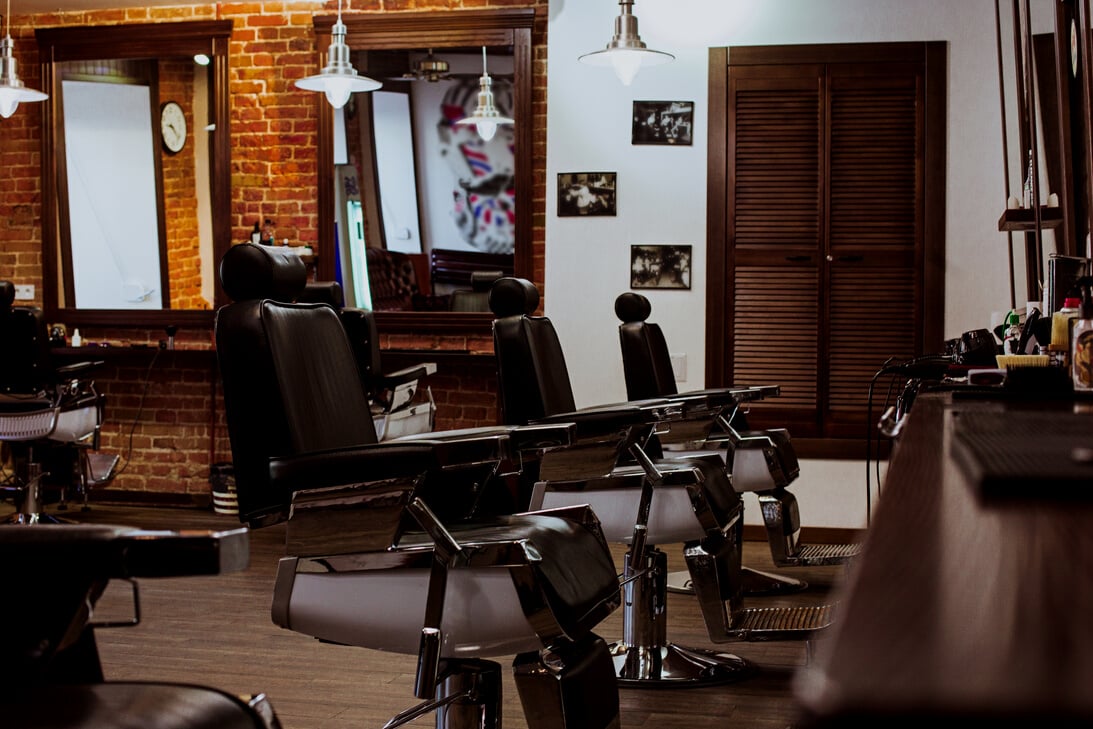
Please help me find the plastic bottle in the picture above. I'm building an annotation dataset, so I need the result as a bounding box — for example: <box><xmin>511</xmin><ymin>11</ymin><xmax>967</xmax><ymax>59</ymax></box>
<box><xmin>250</xmin><ymin>222</ymin><xmax>261</xmax><ymax>244</ymax></box>
<box><xmin>1052</xmin><ymin>296</ymin><xmax>1083</xmax><ymax>351</ymax></box>
<box><xmin>1072</xmin><ymin>287</ymin><xmax>1093</xmax><ymax>391</ymax></box>
<box><xmin>1003</xmin><ymin>310</ymin><xmax>1022</xmax><ymax>355</ymax></box>
<box><xmin>71</xmin><ymin>328</ymin><xmax>82</xmax><ymax>347</ymax></box>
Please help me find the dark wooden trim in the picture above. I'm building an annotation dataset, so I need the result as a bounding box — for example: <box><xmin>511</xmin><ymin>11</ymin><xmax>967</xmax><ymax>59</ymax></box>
<box><xmin>725</xmin><ymin>42</ymin><xmax>939</xmax><ymax>66</ymax></box>
<box><xmin>705</xmin><ymin>47</ymin><xmax>729</xmax><ymax>388</ymax></box>
<box><xmin>314</xmin><ymin>9</ymin><xmax>536</xmax><ymax>338</ymax></box>
<box><xmin>89</xmin><ymin>488</ymin><xmax>211</xmax><ymax>509</ymax></box>
<box><xmin>922</xmin><ymin>41</ymin><xmax>948</xmax><ymax>354</ymax></box>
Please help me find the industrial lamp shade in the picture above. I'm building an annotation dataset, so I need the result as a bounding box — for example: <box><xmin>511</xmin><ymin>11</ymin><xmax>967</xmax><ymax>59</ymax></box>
<box><xmin>578</xmin><ymin>0</ymin><xmax>674</xmax><ymax>86</ymax></box>
<box><xmin>455</xmin><ymin>47</ymin><xmax>514</xmax><ymax>142</ymax></box>
<box><xmin>295</xmin><ymin>15</ymin><xmax>381</xmax><ymax>109</ymax></box>
<box><xmin>0</xmin><ymin>34</ymin><xmax>47</xmax><ymax>119</ymax></box>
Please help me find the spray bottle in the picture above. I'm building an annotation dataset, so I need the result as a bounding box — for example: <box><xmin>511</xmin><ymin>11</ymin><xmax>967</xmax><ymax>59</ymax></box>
<box><xmin>1070</xmin><ymin>277</ymin><xmax>1093</xmax><ymax>391</ymax></box>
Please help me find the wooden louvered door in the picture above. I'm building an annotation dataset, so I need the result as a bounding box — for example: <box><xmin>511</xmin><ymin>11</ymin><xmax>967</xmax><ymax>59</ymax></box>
<box><xmin>709</xmin><ymin>43</ymin><xmax>945</xmax><ymax>449</ymax></box>
<box><xmin>728</xmin><ymin>65</ymin><xmax>824</xmax><ymax>436</ymax></box>
<box><xmin>824</xmin><ymin>64</ymin><xmax>922</xmax><ymax>437</ymax></box>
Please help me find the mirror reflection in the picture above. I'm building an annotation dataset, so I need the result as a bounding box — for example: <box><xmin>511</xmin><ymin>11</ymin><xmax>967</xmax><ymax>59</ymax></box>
<box><xmin>334</xmin><ymin>47</ymin><xmax>516</xmax><ymax>311</ymax></box>
<box><xmin>57</xmin><ymin>56</ymin><xmax>213</xmax><ymax>310</ymax></box>
<box><xmin>312</xmin><ymin>9</ymin><xmax>534</xmax><ymax>327</ymax></box>
<box><xmin>995</xmin><ymin>0</ymin><xmax>1088</xmax><ymax>305</ymax></box>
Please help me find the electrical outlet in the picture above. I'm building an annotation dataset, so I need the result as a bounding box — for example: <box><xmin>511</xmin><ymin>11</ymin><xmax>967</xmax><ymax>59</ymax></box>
<box><xmin>670</xmin><ymin>353</ymin><xmax>687</xmax><ymax>383</ymax></box>
<box><xmin>14</xmin><ymin>284</ymin><xmax>34</xmax><ymax>301</ymax></box>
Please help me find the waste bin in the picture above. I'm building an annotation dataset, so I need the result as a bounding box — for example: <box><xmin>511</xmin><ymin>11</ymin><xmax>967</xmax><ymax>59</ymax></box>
<box><xmin>208</xmin><ymin>462</ymin><xmax>237</xmax><ymax>515</ymax></box>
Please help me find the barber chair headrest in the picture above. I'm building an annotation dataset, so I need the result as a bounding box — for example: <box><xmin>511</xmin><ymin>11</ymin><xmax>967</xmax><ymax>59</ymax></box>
<box><xmin>0</xmin><ymin>281</ymin><xmax>14</xmax><ymax>310</ymax></box>
<box><xmin>298</xmin><ymin>280</ymin><xmax>345</xmax><ymax>308</ymax></box>
<box><xmin>489</xmin><ymin>277</ymin><xmax>540</xmax><ymax>318</ymax></box>
<box><xmin>471</xmin><ymin>270</ymin><xmax>505</xmax><ymax>292</ymax></box>
<box><xmin>614</xmin><ymin>292</ymin><xmax>652</xmax><ymax>323</ymax></box>
<box><xmin>219</xmin><ymin>243</ymin><xmax>307</xmax><ymax>303</ymax></box>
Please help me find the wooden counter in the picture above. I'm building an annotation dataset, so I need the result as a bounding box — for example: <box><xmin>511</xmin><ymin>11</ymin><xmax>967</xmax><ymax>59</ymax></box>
<box><xmin>794</xmin><ymin>390</ymin><xmax>1093</xmax><ymax>726</ymax></box>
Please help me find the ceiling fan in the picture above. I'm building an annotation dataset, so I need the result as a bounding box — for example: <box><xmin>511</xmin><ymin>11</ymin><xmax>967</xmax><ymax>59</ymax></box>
<box><xmin>396</xmin><ymin>49</ymin><xmax>452</xmax><ymax>82</ymax></box>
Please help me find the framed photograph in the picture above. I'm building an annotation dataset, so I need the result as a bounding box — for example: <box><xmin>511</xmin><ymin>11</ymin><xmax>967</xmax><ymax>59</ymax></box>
<box><xmin>631</xmin><ymin>245</ymin><xmax>692</xmax><ymax>290</ymax></box>
<box><xmin>632</xmin><ymin>101</ymin><xmax>694</xmax><ymax>145</ymax></box>
<box><xmin>557</xmin><ymin>172</ymin><xmax>617</xmax><ymax>217</ymax></box>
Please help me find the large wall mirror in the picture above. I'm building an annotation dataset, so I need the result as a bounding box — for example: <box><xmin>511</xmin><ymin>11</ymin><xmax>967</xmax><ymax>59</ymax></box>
<box><xmin>312</xmin><ymin>9</ymin><xmax>533</xmax><ymax>334</ymax></box>
<box><xmin>37</xmin><ymin>20</ymin><xmax>232</xmax><ymax>328</ymax></box>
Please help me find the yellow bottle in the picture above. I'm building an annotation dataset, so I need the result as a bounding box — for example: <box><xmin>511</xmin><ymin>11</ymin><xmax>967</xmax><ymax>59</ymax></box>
<box><xmin>1051</xmin><ymin>297</ymin><xmax>1082</xmax><ymax>350</ymax></box>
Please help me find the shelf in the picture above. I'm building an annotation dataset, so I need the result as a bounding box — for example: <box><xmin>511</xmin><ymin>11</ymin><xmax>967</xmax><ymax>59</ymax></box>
<box><xmin>997</xmin><ymin>206</ymin><xmax>1063</xmax><ymax>232</ymax></box>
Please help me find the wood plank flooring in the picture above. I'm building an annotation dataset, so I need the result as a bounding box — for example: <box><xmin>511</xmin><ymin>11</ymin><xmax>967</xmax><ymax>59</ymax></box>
<box><xmin>8</xmin><ymin>503</ymin><xmax>846</xmax><ymax>729</ymax></box>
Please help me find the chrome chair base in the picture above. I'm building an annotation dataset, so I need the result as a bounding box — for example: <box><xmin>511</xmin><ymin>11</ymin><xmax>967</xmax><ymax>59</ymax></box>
<box><xmin>609</xmin><ymin>643</ymin><xmax>756</xmax><ymax>688</ymax></box>
<box><xmin>666</xmin><ymin>567</ymin><xmax>807</xmax><ymax>596</ymax></box>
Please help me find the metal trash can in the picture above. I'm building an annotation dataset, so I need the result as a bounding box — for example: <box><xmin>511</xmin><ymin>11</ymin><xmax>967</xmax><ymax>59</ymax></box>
<box><xmin>208</xmin><ymin>462</ymin><xmax>237</xmax><ymax>515</ymax></box>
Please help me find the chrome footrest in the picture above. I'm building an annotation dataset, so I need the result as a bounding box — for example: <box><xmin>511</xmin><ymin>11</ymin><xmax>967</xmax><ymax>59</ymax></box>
<box><xmin>728</xmin><ymin>604</ymin><xmax>836</xmax><ymax>640</ymax></box>
<box><xmin>782</xmin><ymin>542</ymin><xmax>861</xmax><ymax>566</ymax></box>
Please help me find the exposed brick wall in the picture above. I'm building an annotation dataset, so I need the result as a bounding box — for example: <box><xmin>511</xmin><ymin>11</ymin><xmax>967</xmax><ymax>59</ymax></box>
<box><xmin>0</xmin><ymin>1</ymin><xmax>545</xmax><ymax>501</ymax></box>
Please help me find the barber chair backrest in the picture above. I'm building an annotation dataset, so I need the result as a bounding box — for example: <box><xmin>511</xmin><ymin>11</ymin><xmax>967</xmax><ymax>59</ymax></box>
<box><xmin>0</xmin><ymin>281</ymin><xmax>54</xmax><ymax>395</ymax></box>
<box><xmin>216</xmin><ymin>243</ymin><xmax>381</xmax><ymax>525</ymax></box>
<box><xmin>295</xmin><ymin>281</ymin><xmax>385</xmax><ymax>385</ymax></box>
<box><xmin>489</xmin><ymin>277</ymin><xmax>578</xmax><ymax>425</ymax></box>
<box><xmin>615</xmin><ymin>292</ymin><xmax>679</xmax><ymax>401</ymax></box>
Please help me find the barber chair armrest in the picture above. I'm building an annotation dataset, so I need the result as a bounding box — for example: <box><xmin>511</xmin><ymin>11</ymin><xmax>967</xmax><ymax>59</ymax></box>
<box><xmin>0</xmin><ymin>524</ymin><xmax>250</xmax><ymax>578</ymax></box>
<box><xmin>529</xmin><ymin>403</ymin><xmax>659</xmax><ymax>441</ymax></box>
<box><xmin>398</xmin><ymin>422</ymin><xmax>576</xmax><ymax>456</ymax></box>
<box><xmin>371</xmin><ymin>362</ymin><xmax>439</xmax><ymax>391</ymax></box>
<box><xmin>270</xmin><ymin>435</ymin><xmax>511</xmax><ymax>493</ymax></box>
<box><xmin>55</xmin><ymin>360</ymin><xmax>104</xmax><ymax>379</ymax></box>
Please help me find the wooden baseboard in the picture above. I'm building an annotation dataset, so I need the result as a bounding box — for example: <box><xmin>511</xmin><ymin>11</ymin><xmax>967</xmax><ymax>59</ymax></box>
<box><xmin>90</xmin><ymin>489</ymin><xmax>211</xmax><ymax>509</ymax></box>
<box><xmin>742</xmin><ymin>524</ymin><xmax>865</xmax><ymax>544</ymax></box>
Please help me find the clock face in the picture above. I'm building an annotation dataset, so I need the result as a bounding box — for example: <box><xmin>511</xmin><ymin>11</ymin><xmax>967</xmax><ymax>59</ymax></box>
<box><xmin>160</xmin><ymin>101</ymin><xmax>186</xmax><ymax>154</ymax></box>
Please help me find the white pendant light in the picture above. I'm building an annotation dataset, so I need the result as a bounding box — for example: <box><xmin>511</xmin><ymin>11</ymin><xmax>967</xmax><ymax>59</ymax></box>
<box><xmin>455</xmin><ymin>47</ymin><xmax>513</xmax><ymax>142</ymax></box>
<box><xmin>0</xmin><ymin>0</ymin><xmax>47</xmax><ymax>119</ymax></box>
<box><xmin>295</xmin><ymin>0</ymin><xmax>380</xmax><ymax>109</ymax></box>
<box><xmin>578</xmin><ymin>0</ymin><xmax>674</xmax><ymax>86</ymax></box>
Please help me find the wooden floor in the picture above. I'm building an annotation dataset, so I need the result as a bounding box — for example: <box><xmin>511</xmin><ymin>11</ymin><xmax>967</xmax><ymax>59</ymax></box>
<box><xmin>9</xmin><ymin>502</ymin><xmax>846</xmax><ymax>729</ymax></box>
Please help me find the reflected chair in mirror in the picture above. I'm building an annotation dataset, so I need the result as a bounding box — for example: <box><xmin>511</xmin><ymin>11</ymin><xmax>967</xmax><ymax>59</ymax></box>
<box><xmin>215</xmin><ymin>245</ymin><xmax>623</xmax><ymax>729</ymax></box>
<box><xmin>366</xmin><ymin>247</ymin><xmax>450</xmax><ymax>311</ymax></box>
<box><xmin>296</xmin><ymin>274</ymin><xmax>437</xmax><ymax>439</ymax></box>
<box><xmin>614</xmin><ymin>292</ymin><xmax>862</xmax><ymax>580</ymax></box>
<box><xmin>489</xmin><ymin>277</ymin><xmax>836</xmax><ymax>689</ymax></box>
<box><xmin>0</xmin><ymin>523</ymin><xmax>283</xmax><ymax>729</ymax></box>
<box><xmin>450</xmin><ymin>270</ymin><xmax>506</xmax><ymax>312</ymax></box>
<box><xmin>0</xmin><ymin>282</ymin><xmax>118</xmax><ymax>524</ymax></box>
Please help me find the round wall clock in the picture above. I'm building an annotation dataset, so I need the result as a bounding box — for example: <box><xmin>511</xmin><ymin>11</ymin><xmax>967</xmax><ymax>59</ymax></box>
<box><xmin>160</xmin><ymin>101</ymin><xmax>187</xmax><ymax>154</ymax></box>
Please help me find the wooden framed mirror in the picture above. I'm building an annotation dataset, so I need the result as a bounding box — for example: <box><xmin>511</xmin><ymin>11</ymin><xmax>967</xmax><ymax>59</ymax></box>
<box><xmin>37</xmin><ymin>20</ymin><xmax>232</xmax><ymax>328</ymax></box>
<box><xmin>311</xmin><ymin>9</ymin><xmax>534</xmax><ymax>334</ymax></box>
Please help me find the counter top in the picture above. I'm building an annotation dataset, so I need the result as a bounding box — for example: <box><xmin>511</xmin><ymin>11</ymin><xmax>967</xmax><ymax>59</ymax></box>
<box><xmin>794</xmin><ymin>391</ymin><xmax>1093</xmax><ymax>726</ymax></box>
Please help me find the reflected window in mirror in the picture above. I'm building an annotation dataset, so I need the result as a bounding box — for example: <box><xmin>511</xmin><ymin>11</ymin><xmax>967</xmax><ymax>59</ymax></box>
<box><xmin>57</xmin><ymin>56</ymin><xmax>213</xmax><ymax>311</ymax></box>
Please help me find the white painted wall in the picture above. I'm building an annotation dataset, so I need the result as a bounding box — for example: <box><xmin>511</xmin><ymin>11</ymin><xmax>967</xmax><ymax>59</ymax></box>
<box><xmin>547</xmin><ymin>0</ymin><xmax>1009</xmax><ymax>528</ymax></box>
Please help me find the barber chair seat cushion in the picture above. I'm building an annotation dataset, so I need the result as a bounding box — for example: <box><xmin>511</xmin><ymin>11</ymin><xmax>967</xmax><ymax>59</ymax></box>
<box><xmin>7</xmin><ymin>683</ymin><xmax>270</xmax><ymax>729</ymax></box>
<box><xmin>276</xmin><ymin>512</ymin><xmax>620</xmax><ymax>657</ymax></box>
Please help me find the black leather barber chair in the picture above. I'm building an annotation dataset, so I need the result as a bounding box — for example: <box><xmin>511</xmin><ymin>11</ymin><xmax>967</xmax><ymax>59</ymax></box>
<box><xmin>215</xmin><ymin>244</ymin><xmax>623</xmax><ymax>729</ymax></box>
<box><xmin>0</xmin><ymin>281</ymin><xmax>117</xmax><ymax>523</ymax></box>
<box><xmin>490</xmin><ymin>277</ymin><xmax>835</xmax><ymax>688</ymax></box>
<box><xmin>0</xmin><ymin>522</ymin><xmax>282</xmax><ymax>728</ymax></box>
<box><xmin>296</xmin><ymin>274</ymin><xmax>437</xmax><ymax>439</ymax></box>
<box><xmin>615</xmin><ymin>292</ymin><xmax>862</xmax><ymax>581</ymax></box>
